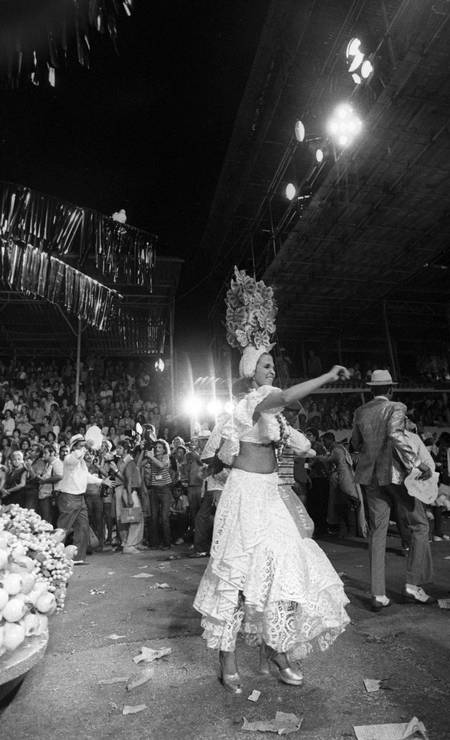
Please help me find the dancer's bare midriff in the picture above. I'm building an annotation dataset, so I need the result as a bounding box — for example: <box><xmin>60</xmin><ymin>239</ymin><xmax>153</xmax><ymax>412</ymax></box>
<box><xmin>233</xmin><ymin>441</ymin><xmax>277</xmax><ymax>474</ymax></box>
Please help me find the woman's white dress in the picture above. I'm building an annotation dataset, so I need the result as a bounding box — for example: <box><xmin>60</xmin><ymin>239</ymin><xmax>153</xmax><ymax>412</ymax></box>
<box><xmin>193</xmin><ymin>385</ymin><xmax>350</xmax><ymax>659</ymax></box>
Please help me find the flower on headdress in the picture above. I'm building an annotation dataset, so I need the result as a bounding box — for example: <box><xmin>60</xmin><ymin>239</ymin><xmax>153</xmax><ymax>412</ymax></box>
<box><xmin>225</xmin><ymin>267</ymin><xmax>277</xmax><ymax>352</ymax></box>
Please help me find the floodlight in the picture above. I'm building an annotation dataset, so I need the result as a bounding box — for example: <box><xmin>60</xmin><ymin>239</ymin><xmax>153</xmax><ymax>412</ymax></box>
<box><xmin>154</xmin><ymin>358</ymin><xmax>165</xmax><ymax>372</ymax></box>
<box><xmin>183</xmin><ymin>395</ymin><xmax>203</xmax><ymax>416</ymax></box>
<box><xmin>361</xmin><ymin>59</ymin><xmax>373</xmax><ymax>79</ymax></box>
<box><xmin>346</xmin><ymin>38</ymin><xmax>361</xmax><ymax>58</ymax></box>
<box><xmin>326</xmin><ymin>103</ymin><xmax>362</xmax><ymax>148</ymax></box>
<box><xmin>315</xmin><ymin>148</ymin><xmax>324</xmax><ymax>163</ymax></box>
<box><xmin>294</xmin><ymin>120</ymin><xmax>306</xmax><ymax>142</ymax></box>
<box><xmin>285</xmin><ymin>183</ymin><xmax>297</xmax><ymax>200</ymax></box>
<box><xmin>206</xmin><ymin>399</ymin><xmax>223</xmax><ymax>416</ymax></box>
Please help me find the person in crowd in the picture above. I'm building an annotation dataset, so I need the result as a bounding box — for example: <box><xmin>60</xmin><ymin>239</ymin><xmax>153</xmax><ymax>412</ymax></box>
<box><xmin>189</xmin><ymin>457</ymin><xmax>229</xmax><ymax>558</ymax></box>
<box><xmin>194</xmin><ymin>270</ymin><xmax>349</xmax><ymax>694</ymax></box>
<box><xmin>305</xmin><ymin>428</ymin><xmax>329</xmax><ymax>537</ymax></box>
<box><xmin>114</xmin><ymin>440</ymin><xmax>144</xmax><ymax>554</ymax></box>
<box><xmin>185</xmin><ymin>440</ymin><xmax>206</xmax><ymax>543</ymax></box>
<box><xmin>351</xmin><ymin>369</ymin><xmax>434</xmax><ymax>611</ymax></box>
<box><xmin>1</xmin><ymin>436</ymin><xmax>12</xmax><ymax>465</ymax></box>
<box><xmin>84</xmin><ymin>448</ymin><xmax>105</xmax><ymax>552</ymax></box>
<box><xmin>147</xmin><ymin>439</ymin><xmax>173</xmax><ymax>550</ymax></box>
<box><xmin>429</xmin><ymin>431</ymin><xmax>450</xmax><ymax>541</ymax></box>
<box><xmin>320</xmin><ymin>432</ymin><xmax>366</xmax><ymax>538</ymax></box>
<box><xmin>37</xmin><ymin>444</ymin><xmax>63</xmax><ymax>524</ymax></box>
<box><xmin>2</xmin><ymin>409</ymin><xmax>15</xmax><ymax>436</ymax></box>
<box><xmin>57</xmin><ymin>434</ymin><xmax>108</xmax><ymax>565</ymax></box>
<box><xmin>0</xmin><ymin>450</ymin><xmax>27</xmax><ymax>505</ymax></box>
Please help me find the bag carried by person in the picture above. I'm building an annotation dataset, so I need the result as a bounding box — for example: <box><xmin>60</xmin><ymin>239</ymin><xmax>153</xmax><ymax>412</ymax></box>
<box><xmin>119</xmin><ymin>506</ymin><xmax>142</xmax><ymax>525</ymax></box>
<box><xmin>89</xmin><ymin>526</ymin><xmax>99</xmax><ymax>550</ymax></box>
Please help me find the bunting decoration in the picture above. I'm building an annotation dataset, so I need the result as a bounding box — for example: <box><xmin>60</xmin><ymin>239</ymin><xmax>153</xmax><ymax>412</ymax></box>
<box><xmin>0</xmin><ymin>0</ymin><xmax>133</xmax><ymax>88</ymax></box>
<box><xmin>0</xmin><ymin>182</ymin><xmax>156</xmax><ymax>290</ymax></box>
<box><xmin>0</xmin><ymin>239</ymin><xmax>120</xmax><ymax>331</ymax></box>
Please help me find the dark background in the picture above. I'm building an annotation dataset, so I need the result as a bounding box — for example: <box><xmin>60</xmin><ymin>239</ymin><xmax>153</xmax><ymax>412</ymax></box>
<box><xmin>0</xmin><ymin>1</ymin><xmax>269</xmax><ymax>287</ymax></box>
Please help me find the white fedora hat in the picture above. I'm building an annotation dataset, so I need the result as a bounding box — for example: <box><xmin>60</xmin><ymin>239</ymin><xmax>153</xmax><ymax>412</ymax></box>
<box><xmin>367</xmin><ymin>369</ymin><xmax>397</xmax><ymax>386</ymax></box>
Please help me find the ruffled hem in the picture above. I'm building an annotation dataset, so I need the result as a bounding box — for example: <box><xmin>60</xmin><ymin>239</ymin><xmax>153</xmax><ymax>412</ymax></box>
<box><xmin>193</xmin><ymin>469</ymin><xmax>350</xmax><ymax>657</ymax></box>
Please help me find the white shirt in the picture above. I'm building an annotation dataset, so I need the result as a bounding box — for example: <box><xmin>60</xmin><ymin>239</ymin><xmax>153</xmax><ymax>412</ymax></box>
<box><xmin>59</xmin><ymin>452</ymin><xmax>103</xmax><ymax>495</ymax></box>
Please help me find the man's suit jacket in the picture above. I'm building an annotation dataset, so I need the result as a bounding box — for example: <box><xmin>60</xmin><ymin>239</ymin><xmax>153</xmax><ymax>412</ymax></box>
<box><xmin>351</xmin><ymin>396</ymin><xmax>418</xmax><ymax>486</ymax></box>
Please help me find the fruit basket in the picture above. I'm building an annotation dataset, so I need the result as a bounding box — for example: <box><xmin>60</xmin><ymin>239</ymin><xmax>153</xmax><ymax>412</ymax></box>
<box><xmin>0</xmin><ymin>504</ymin><xmax>74</xmax><ymax>701</ymax></box>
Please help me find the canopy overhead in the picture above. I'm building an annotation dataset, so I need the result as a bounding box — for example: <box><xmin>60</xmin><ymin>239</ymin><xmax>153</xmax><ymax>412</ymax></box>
<box><xmin>202</xmin><ymin>0</ymin><xmax>450</xmax><ymax>357</ymax></box>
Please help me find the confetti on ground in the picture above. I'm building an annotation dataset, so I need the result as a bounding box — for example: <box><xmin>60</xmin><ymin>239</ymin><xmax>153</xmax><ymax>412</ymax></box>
<box><xmin>107</xmin><ymin>634</ymin><xmax>126</xmax><ymax>641</ymax></box>
<box><xmin>107</xmin><ymin>571</ymin><xmax>115</xmax><ymax>575</ymax></box>
<box><xmin>248</xmin><ymin>690</ymin><xmax>261</xmax><ymax>702</ymax></box>
<box><xmin>242</xmin><ymin>711</ymin><xmax>302</xmax><ymax>735</ymax></box>
<box><xmin>363</xmin><ymin>678</ymin><xmax>382</xmax><ymax>693</ymax></box>
<box><xmin>126</xmin><ymin>667</ymin><xmax>154</xmax><ymax>691</ymax></box>
<box><xmin>133</xmin><ymin>646</ymin><xmax>172</xmax><ymax>664</ymax></box>
<box><xmin>90</xmin><ymin>588</ymin><xmax>105</xmax><ymax>595</ymax></box>
<box><xmin>353</xmin><ymin>716</ymin><xmax>428</xmax><ymax>740</ymax></box>
<box><xmin>122</xmin><ymin>704</ymin><xmax>147</xmax><ymax>716</ymax></box>
<box><xmin>132</xmin><ymin>573</ymin><xmax>154</xmax><ymax>579</ymax></box>
<box><xmin>438</xmin><ymin>598</ymin><xmax>450</xmax><ymax>609</ymax></box>
<box><xmin>98</xmin><ymin>676</ymin><xmax>128</xmax><ymax>685</ymax></box>
<box><xmin>138</xmin><ymin>565</ymin><xmax>149</xmax><ymax>569</ymax></box>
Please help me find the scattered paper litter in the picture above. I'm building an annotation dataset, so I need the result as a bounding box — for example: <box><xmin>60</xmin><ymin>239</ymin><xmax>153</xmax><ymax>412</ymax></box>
<box><xmin>443</xmin><ymin>556</ymin><xmax>450</xmax><ymax>560</ymax></box>
<box><xmin>133</xmin><ymin>646</ymin><xmax>172</xmax><ymax>664</ymax></box>
<box><xmin>338</xmin><ymin>571</ymin><xmax>347</xmax><ymax>577</ymax></box>
<box><xmin>79</xmin><ymin>601</ymin><xmax>88</xmax><ymax>606</ymax></box>
<box><xmin>138</xmin><ymin>565</ymin><xmax>149</xmax><ymax>569</ymax></box>
<box><xmin>354</xmin><ymin>716</ymin><xmax>429</xmax><ymax>740</ymax></box>
<box><xmin>148</xmin><ymin>582</ymin><xmax>171</xmax><ymax>590</ymax></box>
<box><xmin>122</xmin><ymin>704</ymin><xmax>147</xmax><ymax>716</ymax></box>
<box><xmin>364</xmin><ymin>678</ymin><xmax>382</xmax><ymax>693</ymax></box>
<box><xmin>126</xmin><ymin>667</ymin><xmax>154</xmax><ymax>691</ymax></box>
<box><xmin>247</xmin><ymin>690</ymin><xmax>261</xmax><ymax>702</ymax></box>
<box><xmin>438</xmin><ymin>598</ymin><xmax>450</xmax><ymax>609</ymax></box>
<box><xmin>89</xmin><ymin>588</ymin><xmax>105</xmax><ymax>595</ymax></box>
<box><xmin>107</xmin><ymin>571</ymin><xmax>115</xmax><ymax>575</ymax></box>
<box><xmin>107</xmin><ymin>634</ymin><xmax>126</xmax><ymax>641</ymax></box>
<box><xmin>98</xmin><ymin>676</ymin><xmax>128</xmax><ymax>685</ymax></box>
<box><xmin>242</xmin><ymin>711</ymin><xmax>302</xmax><ymax>735</ymax></box>
<box><xmin>132</xmin><ymin>573</ymin><xmax>154</xmax><ymax>579</ymax></box>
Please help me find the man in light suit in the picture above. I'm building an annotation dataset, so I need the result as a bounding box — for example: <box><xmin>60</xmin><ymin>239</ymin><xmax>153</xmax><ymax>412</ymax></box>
<box><xmin>351</xmin><ymin>370</ymin><xmax>434</xmax><ymax>611</ymax></box>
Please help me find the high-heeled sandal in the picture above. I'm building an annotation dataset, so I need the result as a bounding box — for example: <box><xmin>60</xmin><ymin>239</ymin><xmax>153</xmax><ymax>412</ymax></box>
<box><xmin>219</xmin><ymin>651</ymin><xmax>243</xmax><ymax>694</ymax></box>
<box><xmin>264</xmin><ymin>646</ymin><xmax>303</xmax><ymax>686</ymax></box>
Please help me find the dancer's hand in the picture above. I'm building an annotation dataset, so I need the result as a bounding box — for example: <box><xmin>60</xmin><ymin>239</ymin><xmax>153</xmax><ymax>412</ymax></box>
<box><xmin>328</xmin><ymin>365</ymin><xmax>350</xmax><ymax>382</ymax></box>
<box><xmin>417</xmin><ymin>464</ymin><xmax>432</xmax><ymax>481</ymax></box>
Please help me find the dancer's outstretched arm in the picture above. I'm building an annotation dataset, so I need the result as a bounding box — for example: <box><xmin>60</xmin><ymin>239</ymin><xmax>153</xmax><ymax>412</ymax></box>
<box><xmin>256</xmin><ymin>365</ymin><xmax>349</xmax><ymax>413</ymax></box>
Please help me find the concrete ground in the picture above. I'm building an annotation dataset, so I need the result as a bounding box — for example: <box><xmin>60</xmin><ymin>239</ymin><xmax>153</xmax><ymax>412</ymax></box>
<box><xmin>1</xmin><ymin>533</ymin><xmax>450</xmax><ymax>740</ymax></box>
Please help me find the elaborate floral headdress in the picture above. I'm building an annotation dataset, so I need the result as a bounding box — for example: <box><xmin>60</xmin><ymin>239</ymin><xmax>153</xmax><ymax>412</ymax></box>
<box><xmin>225</xmin><ymin>267</ymin><xmax>277</xmax><ymax>378</ymax></box>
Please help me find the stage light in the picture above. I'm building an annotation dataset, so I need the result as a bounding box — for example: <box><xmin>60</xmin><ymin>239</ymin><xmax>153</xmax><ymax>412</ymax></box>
<box><xmin>285</xmin><ymin>183</ymin><xmax>297</xmax><ymax>201</ymax></box>
<box><xmin>154</xmin><ymin>357</ymin><xmax>165</xmax><ymax>372</ymax></box>
<box><xmin>315</xmin><ymin>148</ymin><xmax>324</xmax><ymax>163</ymax></box>
<box><xmin>224</xmin><ymin>401</ymin><xmax>234</xmax><ymax>414</ymax></box>
<box><xmin>361</xmin><ymin>59</ymin><xmax>373</xmax><ymax>79</ymax></box>
<box><xmin>346</xmin><ymin>38</ymin><xmax>361</xmax><ymax>58</ymax></box>
<box><xmin>326</xmin><ymin>103</ymin><xmax>362</xmax><ymax>148</ymax></box>
<box><xmin>206</xmin><ymin>399</ymin><xmax>223</xmax><ymax>416</ymax></box>
<box><xmin>183</xmin><ymin>395</ymin><xmax>203</xmax><ymax>416</ymax></box>
<box><xmin>294</xmin><ymin>120</ymin><xmax>305</xmax><ymax>142</ymax></box>
<box><xmin>346</xmin><ymin>37</ymin><xmax>373</xmax><ymax>85</ymax></box>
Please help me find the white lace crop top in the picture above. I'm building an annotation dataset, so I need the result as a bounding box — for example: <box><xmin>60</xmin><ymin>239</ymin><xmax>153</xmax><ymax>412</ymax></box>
<box><xmin>201</xmin><ymin>385</ymin><xmax>311</xmax><ymax>465</ymax></box>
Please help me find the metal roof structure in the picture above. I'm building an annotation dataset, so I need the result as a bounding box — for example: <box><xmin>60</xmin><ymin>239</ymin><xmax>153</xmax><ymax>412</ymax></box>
<box><xmin>201</xmin><ymin>0</ymin><xmax>450</xmax><ymax>368</ymax></box>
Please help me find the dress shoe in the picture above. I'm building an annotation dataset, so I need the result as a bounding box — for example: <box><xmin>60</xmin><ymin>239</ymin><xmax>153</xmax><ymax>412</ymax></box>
<box><xmin>218</xmin><ymin>652</ymin><xmax>242</xmax><ymax>694</ymax></box>
<box><xmin>371</xmin><ymin>597</ymin><xmax>391</xmax><ymax>612</ymax></box>
<box><xmin>264</xmin><ymin>646</ymin><xmax>303</xmax><ymax>686</ymax></box>
<box><xmin>403</xmin><ymin>585</ymin><xmax>436</xmax><ymax>605</ymax></box>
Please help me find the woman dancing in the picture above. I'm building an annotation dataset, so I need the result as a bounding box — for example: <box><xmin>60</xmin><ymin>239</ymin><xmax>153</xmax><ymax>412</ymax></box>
<box><xmin>194</xmin><ymin>268</ymin><xmax>350</xmax><ymax>693</ymax></box>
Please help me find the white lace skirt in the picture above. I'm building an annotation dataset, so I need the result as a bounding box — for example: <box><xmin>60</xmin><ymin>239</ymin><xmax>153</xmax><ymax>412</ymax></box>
<box><xmin>193</xmin><ymin>469</ymin><xmax>350</xmax><ymax>658</ymax></box>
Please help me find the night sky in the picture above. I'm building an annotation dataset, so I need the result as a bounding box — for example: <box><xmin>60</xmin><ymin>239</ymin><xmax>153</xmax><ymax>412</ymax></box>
<box><xmin>0</xmin><ymin>1</ymin><xmax>269</xmax><ymax>294</ymax></box>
